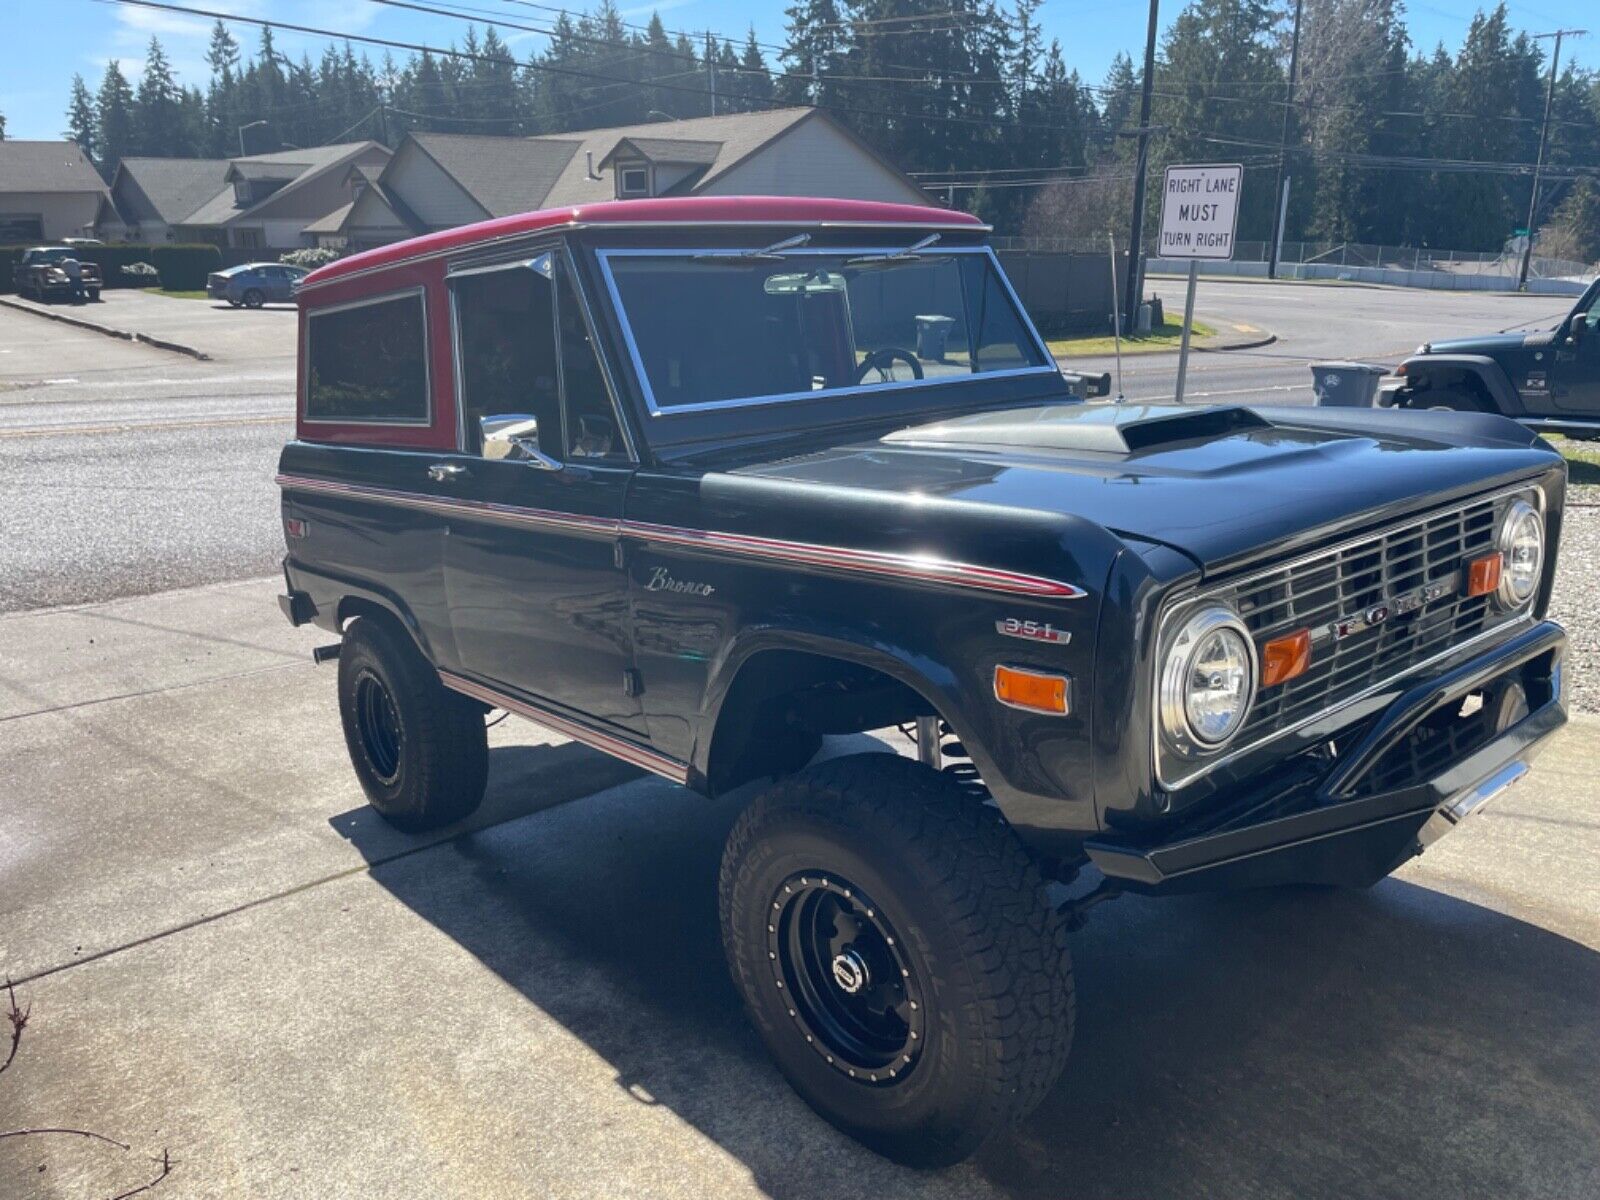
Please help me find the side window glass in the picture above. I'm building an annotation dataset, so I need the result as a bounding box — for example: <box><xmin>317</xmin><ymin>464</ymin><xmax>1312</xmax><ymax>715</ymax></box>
<box><xmin>557</xmin><ymin>257</ymin><xmax>628</xmax><ymax>461</ymax></box>
<box><xmin>453</xmin><ymin>256</ymin><xmax>562</xmax><ymax>460</ymax></box>
<box><xmin>305</xmin><ymin>292</ymin><xmax>429</xmax><ymax>423</ymax></box>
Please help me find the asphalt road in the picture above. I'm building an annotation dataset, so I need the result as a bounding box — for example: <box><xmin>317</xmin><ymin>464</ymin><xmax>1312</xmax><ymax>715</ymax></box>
<box><xmin>0</xmin><ymin>281</ymin><xmax>1574</xmax><ymax>613</ymax></box>
<box><xmin>0</xmin><ymin>310</ymin><xmax>293</xmax><ymax>611</ymax></box>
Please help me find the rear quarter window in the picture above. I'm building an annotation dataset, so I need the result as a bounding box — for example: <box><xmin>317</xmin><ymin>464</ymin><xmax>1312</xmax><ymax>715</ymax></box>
<box><xmin>304</xmin><ymin>290</ymin><xmax>430</xmax><ymax>424</ymax></box>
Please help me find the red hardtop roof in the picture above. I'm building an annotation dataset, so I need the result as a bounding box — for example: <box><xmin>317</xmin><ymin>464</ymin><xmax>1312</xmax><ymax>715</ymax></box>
<box><xmin>304</xmin><ymin>195</ymin><xmax>984</xmax><ymax>288</ymax></box>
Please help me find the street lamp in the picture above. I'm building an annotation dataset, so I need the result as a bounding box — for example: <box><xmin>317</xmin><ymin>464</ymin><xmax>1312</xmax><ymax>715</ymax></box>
<box><xmin>238</xmin><ymin>120</ymin><xmax>267</xmax><ymax>156</ymax></box>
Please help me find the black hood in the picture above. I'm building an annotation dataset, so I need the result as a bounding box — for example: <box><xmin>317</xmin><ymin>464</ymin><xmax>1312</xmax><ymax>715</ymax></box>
<box><xmin>1422</xmin><ymin>331</ymin><xmax>1545</xmax><ymax>356</ymax></box>
<box><xmin>732</xmin><ymin>404</ymin><xmax>1558</xmax><ymax>576</ymax></box>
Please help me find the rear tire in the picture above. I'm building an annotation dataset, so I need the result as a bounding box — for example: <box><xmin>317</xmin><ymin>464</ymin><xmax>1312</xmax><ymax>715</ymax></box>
<box><xmin>337</xmin><ymin>616</ymin><xmax>487</xmax><ymax>832</ymax></box>
<box><xmin>720</xmin><ymin>754</ymin><xmax>1073</xmax><ymax>1166</ymax></box>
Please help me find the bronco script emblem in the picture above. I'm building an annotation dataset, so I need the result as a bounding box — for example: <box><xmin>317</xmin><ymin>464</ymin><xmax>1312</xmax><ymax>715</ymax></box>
<box><xmin>1324</xmin><ymin>578</ymin><xmax>1454</xmax><ymax>641</ymax></box>
<box><xmin>645</xmin><ymin>566</ymin><xmax>715</xmax><ymax>597</ymax></box>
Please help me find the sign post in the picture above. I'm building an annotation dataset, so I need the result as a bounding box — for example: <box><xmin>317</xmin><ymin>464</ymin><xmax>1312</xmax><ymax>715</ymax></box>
<box><xmin>1158</xmin><ymin>162</ymin><xmax>1243</xmax><ymax>404</ymax></box>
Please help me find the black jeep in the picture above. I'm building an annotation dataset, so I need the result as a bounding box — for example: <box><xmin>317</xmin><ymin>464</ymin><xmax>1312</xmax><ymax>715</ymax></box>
<box><xmin>1396</xmin><ymin>277</ymin><xmax>1600</xmax><ymax>438</ymax></box>
<box><xmin>276</xmin><ymin>197</ymin><xmax>1569</xmax><ymax>1166</ymax></box>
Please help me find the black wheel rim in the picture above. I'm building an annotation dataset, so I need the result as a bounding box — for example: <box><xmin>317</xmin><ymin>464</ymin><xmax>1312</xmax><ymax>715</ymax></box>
<box><xmin>768</xmin><ymin>872</ymin><xmax>924</xmax><ymax>1084</ymax></box>
<box><xmin>354</xmin><ymin>671</ymin><xmax>403</xmax><ymax>785</ymax></box>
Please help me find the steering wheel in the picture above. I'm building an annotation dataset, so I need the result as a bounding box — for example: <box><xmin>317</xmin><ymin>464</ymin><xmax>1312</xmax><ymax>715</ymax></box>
<box><xmin>856</xmin><ymin>347</ymin><xmax>924</xmax><ymax>385</ymax></box>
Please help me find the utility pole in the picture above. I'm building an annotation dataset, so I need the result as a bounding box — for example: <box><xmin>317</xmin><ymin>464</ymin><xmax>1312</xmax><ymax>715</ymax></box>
<box><xmin>706</xmin><ymin>32</ymin><xmax>717</xmax><ymax>116</ymax></box>
<box><xmin>1122</xmin><ymin>0</ymin><xmax>1161</xmax><ymax>328</ymax></box>
<box><xmin>1267</xmin><ymin>0</ymin><xmax>1304</xmax><ymax>280</ymax></box>
<box><xmin>1518</xmin><ymin>29</ymin><xmax>1586</xmax><ymax>291</ymax></box>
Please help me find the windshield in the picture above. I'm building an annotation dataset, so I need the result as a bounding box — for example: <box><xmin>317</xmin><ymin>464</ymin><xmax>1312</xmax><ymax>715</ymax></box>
<box><xmin>599</xmin><ymin>248</ymin><xmax>1050</xmax><ymax>413</ymax></box>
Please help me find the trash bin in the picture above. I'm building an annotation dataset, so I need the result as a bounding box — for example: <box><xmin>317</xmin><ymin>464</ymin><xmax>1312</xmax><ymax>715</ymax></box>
<box><xmin>1310</xmin><ymin>361</ymin><xmax>1388</xmax><ymax>407</ymax></box>
<box><xmin>915</xmin><ymin>314</ymin><xmax>956</xmax><ymax>361</ymax></box>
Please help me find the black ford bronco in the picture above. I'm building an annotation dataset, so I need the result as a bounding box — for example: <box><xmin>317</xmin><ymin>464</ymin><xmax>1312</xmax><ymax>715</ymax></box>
<box><xmin>277</xmin><ymin>197</ymin><xmax>1568</xmax><ymax>1165</ymax></box>
<box><xmin>1396</xmin><ymin>277</ymin><xmax>1600</xmax><ymax>438</ymax></box>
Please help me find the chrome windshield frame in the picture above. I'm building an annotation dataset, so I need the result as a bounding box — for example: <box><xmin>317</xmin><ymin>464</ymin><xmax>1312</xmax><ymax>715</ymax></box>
<box><xmin>593</xmin><ymin>245</ymin><xmax>1058</xmax><ymax>417</ymax></box>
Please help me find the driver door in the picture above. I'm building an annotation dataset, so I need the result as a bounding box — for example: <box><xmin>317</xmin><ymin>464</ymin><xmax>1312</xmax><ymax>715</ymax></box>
<box><xmin>440</xmin><ymin>249</ymin><xmax>644</xmax><ymax>733</ymax></box>
<box><xmin>1552</xmin><ymin>286</ymin><xmax>1600</xmax><ymax>415</ymax></box>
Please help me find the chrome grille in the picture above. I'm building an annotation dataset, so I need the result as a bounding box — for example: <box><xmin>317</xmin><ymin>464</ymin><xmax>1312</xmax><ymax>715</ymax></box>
<box><xmin>1227</xmin><ymin>494</ymin><xmax>1504</xmax><ymax>741</ymax></box>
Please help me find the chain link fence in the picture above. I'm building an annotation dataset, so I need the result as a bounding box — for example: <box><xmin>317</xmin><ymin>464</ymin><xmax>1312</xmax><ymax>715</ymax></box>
<box><xmin>994</xmin><ymin>234</ymin><xmax>1596</xmax><ymax>284</ymax></box>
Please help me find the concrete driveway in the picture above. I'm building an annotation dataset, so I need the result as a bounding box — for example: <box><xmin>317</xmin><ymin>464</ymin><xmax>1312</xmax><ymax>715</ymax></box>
<box><xmin>2</xmin><ymin>288</ymin><xmax>296</xmax><ymax>364</ymax></box>
<box><xmin>1</xmin><ymin>578</ymin><xmax>1596</xmax><ymax>1198</ymax></box>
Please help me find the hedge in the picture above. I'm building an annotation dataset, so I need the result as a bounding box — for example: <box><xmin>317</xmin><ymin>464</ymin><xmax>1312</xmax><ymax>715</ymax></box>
<box><xmin>0</xmin><ymin>243</ymin><xmax>222</xmax><ymax>293</ymax></box>
<box><xmin>151</xmin><ymin>244</ymin><xmax>222</xmax><ymax>291</ymax></box>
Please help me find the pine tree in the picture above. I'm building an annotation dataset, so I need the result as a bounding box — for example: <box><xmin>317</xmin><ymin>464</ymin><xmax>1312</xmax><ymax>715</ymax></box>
<box><xmin>95</xmin><ymin>61</ymin><xmax>137</xmax><ymax>173</ymax></box>
<box><xmin>66</xmin><ymin>74</ymin><xmax>99</xmax><ymax>166</ymax></box>
<box><xmin>1537</xmin><ymin>180</ymin><xmax>1600</xmax><ymax>264</ymax></box>
<box><xmin>737</xmin><ymin>29</ymin><xmax>775</xmax><ymax>111</ymax></box>
<box><xmin>207</xmin><ymin>18</ymin><xmax>240</xmax><ymax>77</ymax></box>
<box><xmin>1151</xmin><ymin>0</ymin><xmax>1286</xmax><ymax>242</ymax></box>
<box><xmin>135</xmin><ymin>36</ymin><xmax>184</xmax><ymax>156</ymax></box>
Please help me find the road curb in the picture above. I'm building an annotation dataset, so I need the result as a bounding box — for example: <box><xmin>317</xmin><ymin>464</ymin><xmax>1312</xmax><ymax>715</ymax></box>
<box><xmin>1197</xmin><ymin>332</ymin><xmax>1278</xmax><ymax>353</ymax></box>
<box><xmin>0</xmin><ymin>295</ymin><xmax>212</xmax><ymax>361</ymax></box>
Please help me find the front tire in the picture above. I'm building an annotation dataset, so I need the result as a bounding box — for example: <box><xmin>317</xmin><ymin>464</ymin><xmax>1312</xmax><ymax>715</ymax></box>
<box><xmin>1415</xmin><ymin>385</ymin><xmax>1493</xmax><ymax>414</ymax></box>
<box><xmin>243</xmin><ymin>288</ymin><xmax>265</xmax><ymax>309</ymax></box>
<box><xmin>337</xmin><ymin>616</ymin><xmax>487</xmax><ymax>832</ymax></box>
<box><xmin>720</xmin><ymin>754</ymin><xmax>1073</xmax><ymax>1166</ymax></box>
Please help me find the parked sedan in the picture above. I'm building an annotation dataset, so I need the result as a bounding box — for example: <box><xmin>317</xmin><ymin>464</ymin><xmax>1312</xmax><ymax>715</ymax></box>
<box><xmin>207</xmin><ymin>263</ymin><xmax>309</xmax><ymax>308</ymax></box>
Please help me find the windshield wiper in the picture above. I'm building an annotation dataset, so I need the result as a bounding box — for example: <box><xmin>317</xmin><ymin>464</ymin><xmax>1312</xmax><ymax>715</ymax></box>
<box><xmin>845</xmin><ymin>234</ymin><xmax>942</xmax><ymax>267</ymax></box>
<box><xmin>693</xmin><ymin>233</ymin><xmax>811</xmax><ymax>262</ymax></box>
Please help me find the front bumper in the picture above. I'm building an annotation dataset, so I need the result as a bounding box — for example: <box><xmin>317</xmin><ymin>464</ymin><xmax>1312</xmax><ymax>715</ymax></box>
<box><xmin>1086</xmin><ymin>620</ymin><xmax>1567</xmax><ymax>893</ymax></box>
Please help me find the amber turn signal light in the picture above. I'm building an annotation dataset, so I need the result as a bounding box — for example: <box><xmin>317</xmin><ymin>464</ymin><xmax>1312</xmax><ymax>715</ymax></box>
<box><xmin>993</xmin><ymin>665</ymin><xmax>1070</xmax><ymax>715</ymax></box>
<box><xmin>1260</xmin><ymin>628</ymin><xmax>1312</xmax><ymax>688</ymax></box>
<box><xmin>1465</xmin><ymin>552</ymin><xmax>1504</xmax><ymax>599</ymax></box>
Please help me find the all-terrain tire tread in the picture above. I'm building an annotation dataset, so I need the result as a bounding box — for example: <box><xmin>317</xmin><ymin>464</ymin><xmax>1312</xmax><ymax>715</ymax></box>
<box><xmin>719</xmin><ymin>753</ymin><xmax>1073</xmax><ymax>1159</ymax></box>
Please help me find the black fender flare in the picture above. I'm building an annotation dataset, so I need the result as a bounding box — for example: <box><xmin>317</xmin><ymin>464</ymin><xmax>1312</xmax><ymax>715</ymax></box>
<box><xmin>692</xmin><ymin>619</ymin><xmax>981</xmax><ymax>784</ymax></box>
<box><xmin>290</xmin><ymin>559</ymin><xmax>440</xmax><ymax>664</ymax></box>
<box><xmin>1397</xmin><ymin>354</ymin><xmax>1526</xmax><ymax>416</ymax></box>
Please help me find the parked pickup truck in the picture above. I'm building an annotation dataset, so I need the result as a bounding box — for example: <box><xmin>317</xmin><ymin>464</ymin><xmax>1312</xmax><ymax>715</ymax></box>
<box><xmin>13</xmin><ymin>246</ymin><xmax>102</xmax><ymax>302</ymax></box>
<box><xmin>1395</xmin><ymin>276</ymin><xmax>1600</xmax><ymax>438</ymax></box>
<box><xmin>276</xmin><ymin>197</ymin><xmax>1568</xmax><ymax>1167</ymax></box>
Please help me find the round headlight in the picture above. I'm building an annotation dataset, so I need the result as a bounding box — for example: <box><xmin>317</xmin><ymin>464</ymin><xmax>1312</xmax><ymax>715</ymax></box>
<box><xmin>1496</xmin><ymin>497</ymin><xmax>1544</xmax><ymax>608</ymax></box>
<box><xmin>1160</xmin><ymin>605</ymin><xmax>1257</xmax><ymax>751</ymax></box>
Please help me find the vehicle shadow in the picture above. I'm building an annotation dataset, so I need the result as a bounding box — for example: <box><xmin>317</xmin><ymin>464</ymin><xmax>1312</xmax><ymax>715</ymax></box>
<box><xmin>333</xmin><ymin>738</ymin><xmax>1600</xmax><ymax>1199</ymax></box>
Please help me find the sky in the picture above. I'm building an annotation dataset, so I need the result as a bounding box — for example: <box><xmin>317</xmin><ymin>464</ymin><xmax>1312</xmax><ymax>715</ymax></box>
<box><xmin>2</xmin><ymin>0</ymin><xmax>1597</xmax><ymax>142</ymax></box>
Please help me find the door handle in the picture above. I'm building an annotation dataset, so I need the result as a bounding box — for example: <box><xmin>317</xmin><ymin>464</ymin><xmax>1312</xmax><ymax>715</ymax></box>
<box><xmin>427</xmin><ymin>463</ymin><xmax>469</xmax><ymax>483</ymax></box>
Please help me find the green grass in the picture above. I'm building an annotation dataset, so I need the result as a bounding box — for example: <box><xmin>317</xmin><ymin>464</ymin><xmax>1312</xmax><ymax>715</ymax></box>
<box><xmin>1048</xmin><ymin>318</ymin><xmax>1217</xmax><ymax>358</ymax></box>
<box><xmin>1546</xmin><ymin>435</ymin><xmax>1600</xmax><ymax>487</ymax></box>
<box><xmin>141</xmin><ymin>287</ymin><xmax>209</xmax><ymax>300</ymax></box>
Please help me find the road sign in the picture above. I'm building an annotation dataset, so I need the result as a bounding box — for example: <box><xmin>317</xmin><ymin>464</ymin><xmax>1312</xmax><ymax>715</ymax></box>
<box><xmin>1157</xmin><ymin>163</ymin><xmax>1244</xmax><ymax>261</ymax></box>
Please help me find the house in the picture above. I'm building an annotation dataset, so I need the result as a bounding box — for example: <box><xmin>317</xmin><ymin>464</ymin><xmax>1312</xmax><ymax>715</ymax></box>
<box><xmin>108</xmin><ymin>157</ymin><xmax>232</xmax><ymax>244</ymax></box>
<box><xmin>172</xmin><ymin>142</ymin><xmax>392</xmax><ymax>250</ymax></box>
<box><xmin>316</xmin><ymin>108</ymin><xmax>931</xmax><ymax>250</ymax></box>
<box><xmin>101</xmin><ymin>141</ymin><xmax>392</xmax><ymax>250</ymax></box>
<box><xmin>0</xmin><ymin>140</ymin><xmax>122</xmax><ymax>243</ymax></box>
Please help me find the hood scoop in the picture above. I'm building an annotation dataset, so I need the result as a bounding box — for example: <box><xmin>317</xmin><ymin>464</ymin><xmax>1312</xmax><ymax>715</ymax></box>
<box><xmin>883</xmin><ymin>403</ymin><xmax>1274</xmax><ymax>455</ymax></box>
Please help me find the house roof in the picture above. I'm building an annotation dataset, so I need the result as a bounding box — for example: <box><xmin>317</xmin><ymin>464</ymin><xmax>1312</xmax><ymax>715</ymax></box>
<box><xmin>600</xmin><ymin>137</ymin><xmax>724</xmax><ymax>169</ymax></box>
<box><xmin>180</xmin><ymin>141</ymin><xmax>387</xmax><ymax>228</ymax></box>
<box><xmin>304</xmin><ymin>196</ymin><xmax>982</xmax><ymax>289</ymax></box>
<box><xmin>303</xmin><ymin>201</ymin><xmax>355</xmax><ymax>236</ymax></box>
<box><xmin>405</xmin><ymin>133</ymin><xmax>582</xmax><ymax>220</ymax></box>
<box><xmin>228</xmin><ymin>159</ymin><xmax>309</xmax><ymax>182</ymax></box>
<box><xmin>540</xmin><ymin>109</ymin><xmax>818</xmax><ymax>208</ymax></box>
<box><xmin>111</xmin><ymin>157</ymin><xmax>230</xmax><ymax>224</ymax></box>
<box><xmin>0</xmin><ymin>140</ymin><xmax>110</xmax><ymax>195</ymax></box>
<box><xmin>387</xmin><ymin>109</ymin><xmax>824</xmax><ymax>223</ymax></box>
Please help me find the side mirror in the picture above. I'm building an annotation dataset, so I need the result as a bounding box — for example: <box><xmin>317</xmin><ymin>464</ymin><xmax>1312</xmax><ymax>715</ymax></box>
<box><xmin>480</xmin><ymin>413</ymin><xmax>561</xmax><ymax>470</ymax></box>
